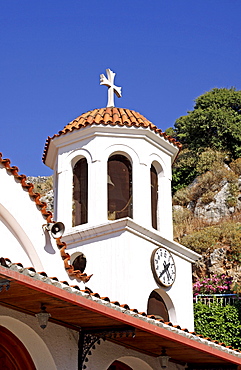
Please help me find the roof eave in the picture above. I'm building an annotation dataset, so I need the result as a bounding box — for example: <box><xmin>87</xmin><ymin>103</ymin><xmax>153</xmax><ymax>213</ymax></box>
<box><xmin>0</xmin><ymin>264</ymin><xmax>240</xmax><ymax>366</ymax></box>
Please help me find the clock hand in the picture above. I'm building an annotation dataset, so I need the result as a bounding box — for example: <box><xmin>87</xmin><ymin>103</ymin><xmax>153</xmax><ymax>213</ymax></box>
<box><xmin>164</xmin><ymin>262</ymin><xmax>172</xmax><ymax>280</ymax></box>
<box><xmin>166</xmin><ymin>268</ymin><xmax>171</xmax><ymax>280</ymax></box>
<box><xmin>158</xmin><ymin>262</ymin><xmax>170</xmax><ymax>278</ymax></box>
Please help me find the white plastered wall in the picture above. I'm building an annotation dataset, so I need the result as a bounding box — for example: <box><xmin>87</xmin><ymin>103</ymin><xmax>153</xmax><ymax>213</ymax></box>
<box><xmin>84</xmin><ymin>339</ymin><xmax>186</xmax><ymax>370</ymax></box>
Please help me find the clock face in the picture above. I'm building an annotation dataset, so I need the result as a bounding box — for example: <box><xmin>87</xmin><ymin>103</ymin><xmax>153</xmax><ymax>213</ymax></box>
<box><xmin>151</xmin><ymin>247</ymin><xmax>176</xmax><ymax>287</ymax></box>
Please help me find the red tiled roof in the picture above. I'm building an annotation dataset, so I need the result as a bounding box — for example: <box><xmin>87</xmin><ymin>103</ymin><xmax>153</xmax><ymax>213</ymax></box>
<box><xmin>42</xmin><ymin>107</ymin><xmax>182</xmax><ymax>163</ymax></box>
<box><xmin>0</xmin><ymin>257</ymin><xmax>241</xmax><ymax>366</ymax></box>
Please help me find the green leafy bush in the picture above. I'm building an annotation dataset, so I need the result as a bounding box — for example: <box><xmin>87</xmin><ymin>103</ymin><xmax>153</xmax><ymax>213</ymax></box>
<box><xmin>174</xmin><ymin>87</ymin><xmax>241</xmax><ymax>159</ymax></box>
<box><xmin>194</xmin><ymin>300</ymin><xmax>241</xmax><ymax>349</ymax></box>
<box><xmin>169</xmin><ymin>87</ymin><xmax>241</xmax><ymax>192</ymax></box>
<box><xmin>172</xmin><ymin>148</ymin><xmax>198</xmax><ymax>193</ymax></box>
<box><xmin>196</xmin><ymin>149</ymin><xmax>230</xmax><ymax>175</ymax></box>
<box><xmin>173</xmin><ymin>187</ymin><xmax>191</xmax><ymax>206</ymax></box>
<box><xmin>181</xmin><ymin>225</ymin><xmax>221</xmax><ymax>254</ymax></box>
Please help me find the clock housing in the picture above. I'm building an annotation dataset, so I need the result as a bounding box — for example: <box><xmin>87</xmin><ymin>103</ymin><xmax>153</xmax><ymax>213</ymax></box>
<box><xmin>151</xmin><ymin>247</ymin><xmax>176</xmax><ymax>287</ymax></box>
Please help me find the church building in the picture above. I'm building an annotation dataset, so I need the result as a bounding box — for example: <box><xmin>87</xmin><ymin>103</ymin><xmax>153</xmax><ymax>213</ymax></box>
<box><xmin>0</xmin><ymin>69</ymin><xmax>240</xmax><ymax>369</ymax></box>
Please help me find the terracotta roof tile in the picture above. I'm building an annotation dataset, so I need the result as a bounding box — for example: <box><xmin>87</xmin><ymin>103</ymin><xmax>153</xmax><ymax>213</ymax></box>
<box><xmin>42</xmin><ymin>107</ymin><xmax>182</xmax><ymax>163</ymax></box>
<box><xmin>70</xmin><ymin>285</ymin><xmax>80</xmax><ymax>290</ymax></box>
<box><xmin>120</xmin><ymin>304</ymin><xmax>130</xmax><ymax>310</ymax></box>
<box><xmin>101</xmin><ymin>297</ymin><xmax>111</xmax><ymax>302</ymax></box>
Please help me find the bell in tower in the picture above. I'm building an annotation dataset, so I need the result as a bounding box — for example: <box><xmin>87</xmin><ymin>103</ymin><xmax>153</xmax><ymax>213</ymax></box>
<box><xmin>107</xmin><ymin>154</ymin><xmax>132</xmax><ymax>220</ymax></box>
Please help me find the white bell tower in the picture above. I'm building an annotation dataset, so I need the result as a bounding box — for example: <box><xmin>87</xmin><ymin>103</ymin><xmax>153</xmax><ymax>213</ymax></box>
<box><xmin>43</xmin><ymin>69</ymin><xmax>199</xmax><ymax>331</ymax></box>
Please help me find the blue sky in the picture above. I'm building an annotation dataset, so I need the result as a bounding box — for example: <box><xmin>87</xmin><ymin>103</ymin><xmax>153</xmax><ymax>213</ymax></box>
<box><xmin>1</xmin><ymin>1</ymin><xmax>241</xmax><ymax>176</ymax></box>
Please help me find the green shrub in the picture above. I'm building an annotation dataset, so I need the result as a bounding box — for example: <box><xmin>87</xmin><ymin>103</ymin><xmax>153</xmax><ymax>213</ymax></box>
<box><xmin>172</xmin><ymin>149</ymin><xmax>198</xmax><ymax>193</ymax></box>
<box><xmin>194</xmin><ymin>300</ymin><xmax>241</xmax><ymax>349</ymax></box>
<box><xmin>181</xmin><ymin>225</ymin><xmax>221</xmax><ymax>254</ymax></box>
<box><xmin>196</xmin><ymin>149</ymin><xmax>229</xmax><ymax>175</ymax></box>
<box><xmin>173</xmin><ymin>187</ymin><xmax>191</xmax><ymax>206</ymax></box>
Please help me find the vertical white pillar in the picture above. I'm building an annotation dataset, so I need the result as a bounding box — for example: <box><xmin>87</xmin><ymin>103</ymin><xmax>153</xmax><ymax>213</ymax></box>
<box><xmin>158</xmin><ymin>176</ymin><xmax>173</xmax><ymax>239</ymax></box>
<box><xmin>88</xmin><ymin>159</ymin><xmax>107</xmax><ymax>226</ymax></box>
<box><xmin>56</xmin><ymin>168</ymin><xmax>73</xmax><ymax>229</ymax></box>
<box><xmin>133</xmin><ymin>162</ymin><xmax>152</xmax><ymax>229</ymax></box>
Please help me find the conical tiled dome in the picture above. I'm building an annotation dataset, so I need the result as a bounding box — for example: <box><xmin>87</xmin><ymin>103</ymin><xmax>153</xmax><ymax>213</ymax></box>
<box><xmin>43</xmin><ymin>107</ymin><xmax>181</xmax><ymax>163</ymax></box>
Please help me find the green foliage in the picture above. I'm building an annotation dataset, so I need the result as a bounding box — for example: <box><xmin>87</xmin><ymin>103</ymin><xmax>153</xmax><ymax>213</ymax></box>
<box><xmin>165</xmin><ymin>127</ymin><xmax>175</xmax><ymax>137</ymax></box>
<box><xmin>181</xmin><ymin>225</ymin><xmax>221</xmax><ymax>254</ymax></box>
<box><xmin>180</xmin><ymin>222</ymin><xmax>241</xmax><ymax>262</ymax></box>
<box><xmin>173</xmin><ymin>186</ymin><xmax>192</xmax><ymax>206</ymax></box>
<box><xmin>174</xmin><ymin>88</ymin><xmax>241</xmax><ymax>159</ymax></box>
<box><xmin>194</xmin><ymin>300</ymin><xmax>241</xmax><ymax>349</ymax></box>
<box><xmin>170</xmin><ymin>88</ymin><xmax>241</xmax><ymax>192</ymax></box>
<box><xmin>172</xmin><ymin>149</ymin><xmax>198</xmax><ymax>193</ymax></box>
<box><xmin>195</xmin><ymin>149</ymin><xmax>229</xmax><ymax>175</ymax></box>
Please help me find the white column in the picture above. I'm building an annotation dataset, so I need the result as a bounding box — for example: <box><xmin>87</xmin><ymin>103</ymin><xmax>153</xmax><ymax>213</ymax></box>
<box><xmin>55</xmin><ymin>167</ymin><xmax>73</xmax><ymax>229</ymax></box>
<box><xmin>88</xmin><ymin>159</ymin><xmax>107</xmax><ymax>226</ymax></box>
<box><xmin>158</xmin><ymin>176</ymin><xmax>173</xmax><ymax>239</ymax></box>
<box><xmin>133</xmin><ymin>162</ymin><xmax>152</xmax><ymax>229</ymax></box>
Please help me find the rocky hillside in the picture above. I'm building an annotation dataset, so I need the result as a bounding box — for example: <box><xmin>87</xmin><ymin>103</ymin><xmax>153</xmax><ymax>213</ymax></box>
<box><xmin>172</xmin><ymin>157</ymin><xmax>241</xmax><ymax>292</ymax></box>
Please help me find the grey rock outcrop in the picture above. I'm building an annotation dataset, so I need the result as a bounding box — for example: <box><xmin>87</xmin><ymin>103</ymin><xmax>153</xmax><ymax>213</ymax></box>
<box><xmin>194</xmin><ymin>180</ymin><xmax>241</xmax><ymax>222</ymax></box>
<box><xmin>27</xmin><ymin>176</ymin><xmax>54</xmax><ymax>213</ymax></box>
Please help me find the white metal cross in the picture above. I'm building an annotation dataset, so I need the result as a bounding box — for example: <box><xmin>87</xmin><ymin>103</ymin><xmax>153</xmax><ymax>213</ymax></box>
<box><xmin>100</xmin><ymin>69</ymin><xmax>122</xmax><ymax>107</ymax></box>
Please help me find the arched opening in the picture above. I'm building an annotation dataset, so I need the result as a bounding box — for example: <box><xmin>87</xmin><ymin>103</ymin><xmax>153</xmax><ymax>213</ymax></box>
<box><xmin>150</xmin><ymin>164</ymin><xmax>158</xmax><ymax>230</ymax></box>
<box><xmin>108</xmin><ymin>154</ymin><xmax>132</xmax><ymax>220</ymax></box>
<box><xmin>70</xmin><ymin>252</ymin><xmax>86</xmax><ymax>273</ymax></box>
<box><xmin>73</xmin><ymin>158</ymin><xmax>88</xmax><ymax>226</ymax></box>
<box><xmin>147</xmin><ymin>290</ymin><xmax>169</xmax><ymax>321</ymax></box>
<box><xmin>0</xmin><ymin>325</ymin><xmax>36</xmax><ymax>370</ymax></box>
<box><xmin>108</xmin><ymin>360</ymin><xmax>133</xmax><ymax>370</ymax></box>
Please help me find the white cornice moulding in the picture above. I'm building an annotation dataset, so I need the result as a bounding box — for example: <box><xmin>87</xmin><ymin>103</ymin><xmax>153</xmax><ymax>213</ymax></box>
<box><xmin>62</xmin><ymin>218</ymin><xmax>200</xmax><ymax>263</ymax></box>
<box><xmin>45</xmin><ymin>124</ymin><xmax>179</xmax><ymax>169</ymax></box>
